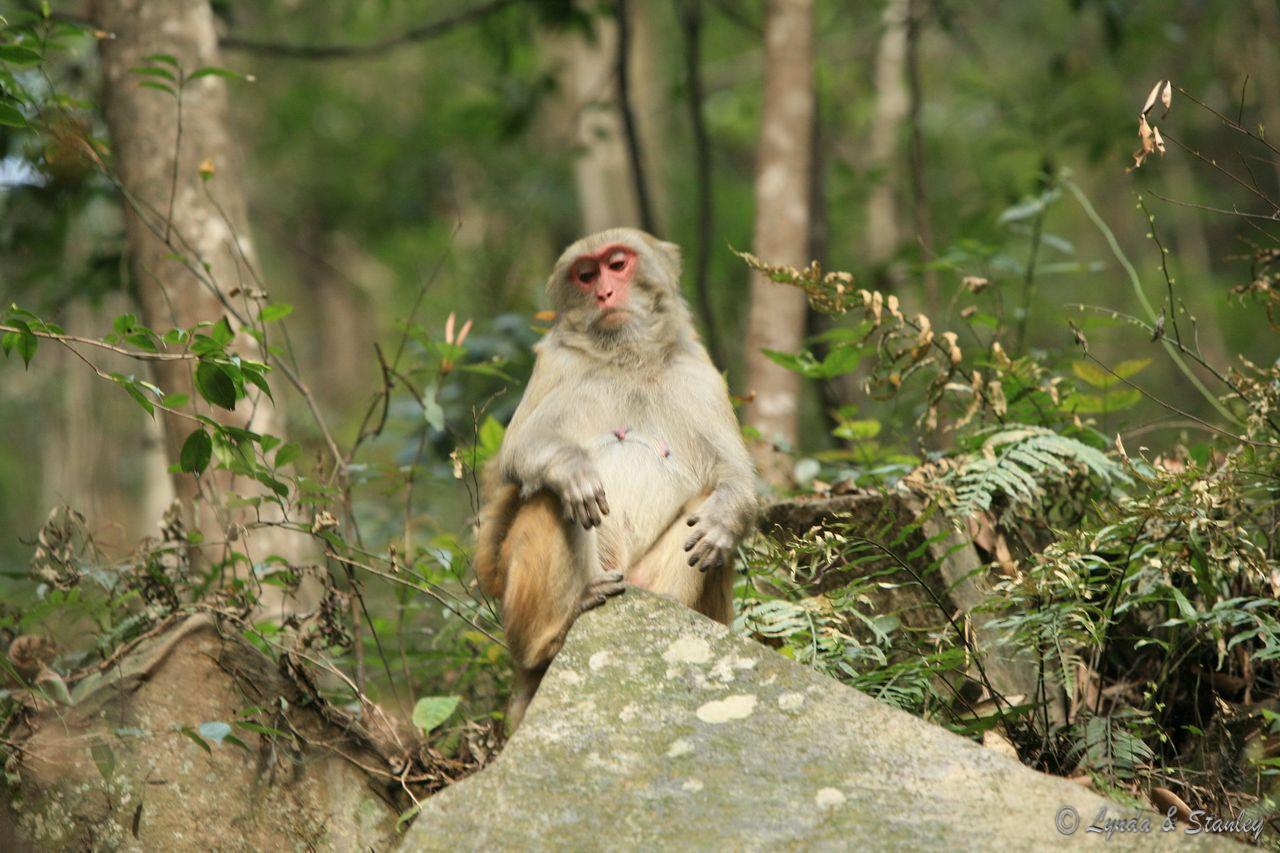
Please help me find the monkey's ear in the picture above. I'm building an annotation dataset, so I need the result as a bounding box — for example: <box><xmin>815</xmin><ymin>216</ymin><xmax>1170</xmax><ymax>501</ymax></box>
<box><xmin>652</xmin><ymin>239</ymin><xmax>683</xmax><ymax>282</ymax></box>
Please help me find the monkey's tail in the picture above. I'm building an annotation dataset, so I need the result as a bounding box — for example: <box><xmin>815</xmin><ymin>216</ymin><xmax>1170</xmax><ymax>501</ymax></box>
<box><xmin>474</xmin><ymin>465</ymin><xmax>521</xmax><ymax>600</ymax></box>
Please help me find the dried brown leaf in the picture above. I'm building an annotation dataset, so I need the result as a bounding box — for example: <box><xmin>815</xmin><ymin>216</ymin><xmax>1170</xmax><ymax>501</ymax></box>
<box><xmin>1140</xmin><ymin>79</ymin><xmax>1165</xmax><ymax>116</ymax></box>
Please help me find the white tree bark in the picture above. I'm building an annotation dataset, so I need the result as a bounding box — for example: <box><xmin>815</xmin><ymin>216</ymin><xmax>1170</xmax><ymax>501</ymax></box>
<box><xmin>864</xmin><ymin>0</ymin><xmax>910</xmax><ymax>274</ymax></box>
<box><xmin>743</xmin><ymin>0</ymin><xmax>814</xmax><ymax>487</ymax></box>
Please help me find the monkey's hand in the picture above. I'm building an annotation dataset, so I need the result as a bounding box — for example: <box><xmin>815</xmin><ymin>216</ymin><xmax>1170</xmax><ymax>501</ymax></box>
<box><xmin>546</xmin><ymin>450</ymin><xmax>610</xmax><ymax>529</ymax></box>
<box><xmin>683</xmin><ymin>510</ymin><xmax>737</xmax><ymax>573</ymax></box>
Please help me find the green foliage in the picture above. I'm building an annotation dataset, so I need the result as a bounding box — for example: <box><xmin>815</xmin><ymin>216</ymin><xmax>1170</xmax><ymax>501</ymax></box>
<box><xmin>947</xmin><ymin>424</ymin><xmax>1128</xmax><ymax>517</ymax></box>
<box><xmin>1068</xmin><ymin>715</ymin><xmax>1155</xmax><ymax>780</ymax></box>
<box><xmin>412</xmin><ymin>695</ymin><xmax>461</xmax><ymax>733</ymax></box>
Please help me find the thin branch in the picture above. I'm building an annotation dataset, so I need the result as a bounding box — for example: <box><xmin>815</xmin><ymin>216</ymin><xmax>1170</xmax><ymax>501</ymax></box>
<box><xmin>1174</xmin><ymin>83</ymin><xmax>1280</xmax><ymax>159</ymax></box>
<box><xmin>1075</xmin><ymin>342</ymin><xmax>1280</xmax><ymax>449</ymax></box>
<box><xmin>1064</xmin><ymin>180</ymin><xmax>1241</xmax><ymax>424</ymax></box>
<box><xmin>1013</xmin><ymin>203</ymin><xmax>1045</xmax><ymax>353</ymax></box>
<box><xmin>613</xmin><ymin>0</ymin><xmax>658</xmax><ymax>235</ymax></box>
<box><xmin>325</xmin><ymin>551</ymin><xmax>505</xmax><ymax>647</ymax></box>
<box><xmin>1136</xmin><ymin>196</ymin><xmax>1182</xmax><ymax>347</ymax></box>
<box><xmin>219</xmin><ymin>0</ymin><xmax>523</xmax><ymax>61</ymax></box>
<box><xmin>0</xmin><ymin>325</ymin><xmax>193</xmax><ymax>360</ymax></box>
<box><xmin>1147</xmin><ymin>190</ymin><xmax>1280</xmax><ymax>224</ymax></box>
<box><xmin>1161</xmin><ymin>130</ymin><xmax>1280</xmax><ymax>214</ymax></box>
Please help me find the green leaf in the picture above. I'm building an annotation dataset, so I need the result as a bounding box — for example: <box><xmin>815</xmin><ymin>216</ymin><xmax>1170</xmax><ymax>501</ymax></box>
<box><xmin>1112</xmin><ymin>358</ymin><xmax>1151</xmax><ymax>379</ymax></box>
<box><xmin>180</xmin><ymin>430</ymin><xmax>212</xmax><ymax>474</ymax></box>
<box><xmin>129</xmin><ymin>65</ymin><xmax>176</xmax><ymax>82</ymax></box>
<box><xmin>163</xmin><ymin>393</ymin><xmax>190</xmax><ymax>408</ymax></box>
<box><xmin>180</xmin><ymin>726</ymin><xmax>212</xmax><ymax>754</ymax></box>
<box><xmin>234</xmin><ymin>720</ymin><xmax>288</xmax><ymax>738</ymax></box>
<box><xmin>209</xmin><ymin>317</ymin><xmax>235</xmax><ymax>346</ymax></box>
<box><xmin>1064</xmin><ymin>389</ymin><xmax>1141</xmax><ymax>414</ymax></box>
<box><xmin>475</xmin><ymin>416</ymin><xmax>505</xmax><ymax>464</ymax></box>
<box><xmin>13</xmin><ymin>322</ymin><xmax>37</xmax><ymax>366</ymax></box>
<box><xmin>244</xmin><ymin>368</ymin><xmax>274</xmax><ymax>402</ymax></box>
<box><xmin>833</xmin><ymin>419</ymin><xmax>881</xmax><ymax>441</ymax></box>
<box><xmin>412</xmin><ymin>696</ymin><xmax>461</xmax><ymax>733</ymax></box>
<box><xmin>138</xmin><ymin>81</ymin><xmax>176</xmax><ymax>97</ymax></box>
<box><xmin>143</xmin><ymin>52</ymin><xmax>179</xmax><ymax>67</ymax></box>
<box><xmin>254</xmin><ymin>472</ymin><xmax>289</xmax><ymax>497</ymax></box>
<box><xmin>126</xmin><ymin>331</ymin><xmax>158</xmax><ymax>352</ymax></box>
<box><xmin>195</xmin><ymin>362</ymin><xmax>237</xmax><ymax>409</ymax></box>
<box><xmin>762</xmin><ymin>349</ymin><xmax>811</xmax><ymax>375</ymax></box>
<box><xmin>0</xmin><ymin>45</ymin><xmax>41</xmax><ymax>65</ymax></box>
<box><xmin>90</xmin><ymin>743</ymin><xmax>115</xmax><ymax>781</ymax></box>
<box><xmin>1071</xmin><ymin>360</ymin><xmax>1113</xmax><ymax>389</ymax></box>
<box><xmin>819</xmin><ymin>344</ymin><xmax>862</xmax><ymax>376</ymax></box>
<box><xmin>259</xmin><ymin>303</ymin><xmax>293</xmax><ymax>323</ymax></box>
<box><xmin>118</xmin><ymin>376</ymin><xmax>155</xmax><ymax>414</ymax></box>
<box><xmin>0</xmin><ymin>101</ymin><xmax>25</xmax><ymax>127</ymax></box>
<box><xmin>1169</xmin><ymin>587</ymin><xmax>1197</xmax><ymax>621</ymax></box>
<box><xmin>188</xmin><ymin>66</ymin><xmax>249</xmax><ymax>82</ymax></box>
<box><xmin>274</xmin><ymin>442</ymin><xmax>301</xmax><ymax>468</ymax></box>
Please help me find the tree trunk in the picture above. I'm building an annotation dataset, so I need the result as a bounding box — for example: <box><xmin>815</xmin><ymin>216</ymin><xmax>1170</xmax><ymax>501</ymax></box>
<box><xmin>864</xmin><ymin>0</ymin><xmax>910</xmax><ymax>281</ymax></box>
<box><xmin>905</xmin><ymin>0</ymin><xmax>938</xmax><ymax>313</ymax></box>
<box><xmin>93</xmin><ymin>0</ymin><xmax>307</xmax><ymax>570</ymax></box>
<box><xmin>743</xmin><ymin>0</ymin><xmax>814</xmax><ymax>487</ymax></box>
<box><xmin>552</xmin><ymin>13</ymin><xmax>640</xmax><ymax>232</ymax></box>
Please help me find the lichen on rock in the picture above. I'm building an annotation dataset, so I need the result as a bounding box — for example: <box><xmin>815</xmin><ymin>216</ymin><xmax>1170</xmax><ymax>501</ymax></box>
<box><xmin>400</xmin><ymin>590</ymin><xmax>1221</xmax><ymax>850</ymax></box>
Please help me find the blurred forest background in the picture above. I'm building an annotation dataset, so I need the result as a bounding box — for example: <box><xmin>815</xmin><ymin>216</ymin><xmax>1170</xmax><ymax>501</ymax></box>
<box><xmin>5</xmin><ymin>0</ymin><xmax>1280</xmax><ymax>832</ymax></box>
<box><xmin>6</xmin><ymin>0</ymin><xmax>1276</xmax><ymax>560</ymax></box>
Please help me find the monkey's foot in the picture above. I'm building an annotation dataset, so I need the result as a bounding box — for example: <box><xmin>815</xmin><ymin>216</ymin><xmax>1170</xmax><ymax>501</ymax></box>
<box><xmin>578</xmin><ymin>571</ymin><xmax>626</xmax><ymax>613</ymax></box>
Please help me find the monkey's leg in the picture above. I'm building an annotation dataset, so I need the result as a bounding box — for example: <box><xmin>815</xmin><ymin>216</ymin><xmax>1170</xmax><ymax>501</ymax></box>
<box><xmin>626</xmin><ymin>496</ymin><xmax>735</xmax><ymax>625</ymax></box>
<box><xmin>500</xmin><ymin>493</ymin><xmax>625</xmax><ymax>728</ymax></box>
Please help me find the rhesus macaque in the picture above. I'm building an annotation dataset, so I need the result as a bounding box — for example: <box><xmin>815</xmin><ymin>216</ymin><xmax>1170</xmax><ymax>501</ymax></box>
<box><xmin>474</xmin><ymin>228</ymin><xmax>758</xmax><ymax>729</ymax></box>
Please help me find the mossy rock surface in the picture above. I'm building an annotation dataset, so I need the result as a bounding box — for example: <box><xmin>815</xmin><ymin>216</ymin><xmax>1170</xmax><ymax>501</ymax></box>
<box><xmin>401</xmin><ymin>591</ymin><xmax>1233</xmax><ymax>851</ymax></box>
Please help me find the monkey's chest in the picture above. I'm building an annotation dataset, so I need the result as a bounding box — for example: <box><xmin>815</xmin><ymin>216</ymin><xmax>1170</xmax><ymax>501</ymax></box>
<box><xmin>585</xmin><ymin>428</ymin><xmax>698</xmax><ymax>556</ymax></box>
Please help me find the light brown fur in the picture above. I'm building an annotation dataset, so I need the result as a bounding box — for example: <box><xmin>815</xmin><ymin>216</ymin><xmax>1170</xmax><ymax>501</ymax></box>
<box><xmin>476</xmin><ymin>229</ymin><xmax>757</xmax><ymax>729</ymax></box>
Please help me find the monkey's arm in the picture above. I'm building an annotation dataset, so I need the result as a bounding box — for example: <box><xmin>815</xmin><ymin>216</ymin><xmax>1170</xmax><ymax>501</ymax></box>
<box><xmin>497</xmin><ymin>348</ymin><xmax>610</xmax><ymax>528</ymax></box>
<box><xmin>683</xmin><ymin>368</ymin><xmax>759</xmax><ymax>572</ymax></box>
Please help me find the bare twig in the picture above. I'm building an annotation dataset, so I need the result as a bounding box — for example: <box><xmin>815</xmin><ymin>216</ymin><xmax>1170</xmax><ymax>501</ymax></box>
<box><xmin>1147</xmin><ymin>190</ymin><xmax>1280</xmax><ymax>224</ymax></box>
<box><xmin>1074</xmin><ymin>341</ymin><xmax>1280</xmax><ymax>449</ymax></box>
<box><xmin>1174</xmin><ymin>83</ymin><xmax>1280</xmax><ymax>159</ymax></box>
<box><xmin>1161</xmin><ymin>131</ymin><xmax>1280</xmax><ymax>214</ymax></box>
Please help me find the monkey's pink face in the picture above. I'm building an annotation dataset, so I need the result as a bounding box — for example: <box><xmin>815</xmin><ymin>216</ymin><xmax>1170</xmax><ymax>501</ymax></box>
<box><xmin>569</xmin><ymin>244</ymin><xmax>637</xmax><ymax>331</ymax></box>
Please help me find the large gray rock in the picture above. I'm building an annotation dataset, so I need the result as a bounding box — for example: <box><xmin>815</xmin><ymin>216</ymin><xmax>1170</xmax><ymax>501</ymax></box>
<box><xmin>402</xmin><ymin>591</ymin><xmax>1232</xmax><ymax>850</ymax></box>
<box><xmin>3</xmin><ymin>615</ymin><xmax>399</xmax><ymax>851</ymax></box>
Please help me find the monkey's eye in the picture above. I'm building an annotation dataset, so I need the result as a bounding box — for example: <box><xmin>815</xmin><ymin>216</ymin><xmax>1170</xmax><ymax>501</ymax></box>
<box><xmin>573</xmin><ymin>262</ymin><xmax>598</xmax><ymax>287</ymax></box>
<box><xmin>606</xmin><ymin>252</ymin><xmax>628</xmax><ymax>272</ymax></box>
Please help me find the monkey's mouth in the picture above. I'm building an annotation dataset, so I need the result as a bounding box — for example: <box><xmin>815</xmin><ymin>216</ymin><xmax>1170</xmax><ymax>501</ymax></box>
<box><xmin>595</xmin><ymin>308</ymin><xmax>631</xmax><ymax>330</ymax></box>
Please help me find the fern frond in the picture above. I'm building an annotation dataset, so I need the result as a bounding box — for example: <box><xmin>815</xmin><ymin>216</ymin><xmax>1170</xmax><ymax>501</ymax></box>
<box><xmin>949</xmin><ymin>424</ymin><xmax>1129</xmax><ymax>517</ymax></box>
